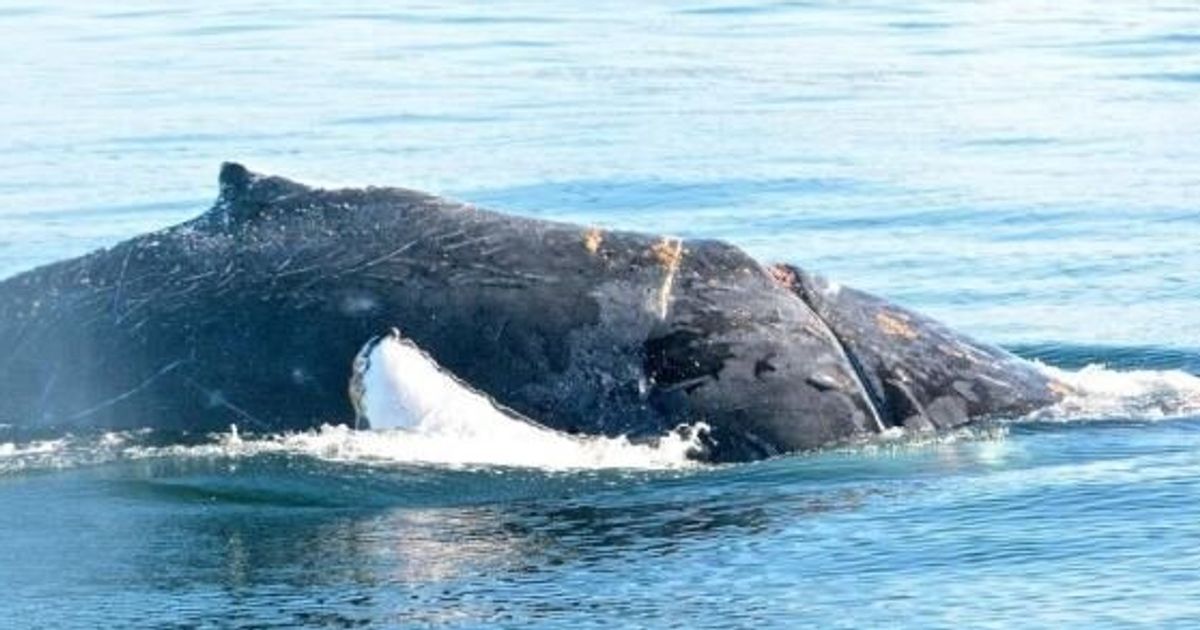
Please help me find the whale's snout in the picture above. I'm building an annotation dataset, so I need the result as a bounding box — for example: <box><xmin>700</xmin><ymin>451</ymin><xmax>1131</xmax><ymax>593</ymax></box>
<box><xmin>773</xmin><ymin>263</ymin><xmax>1063</xmax><ymax>432</ymax></box>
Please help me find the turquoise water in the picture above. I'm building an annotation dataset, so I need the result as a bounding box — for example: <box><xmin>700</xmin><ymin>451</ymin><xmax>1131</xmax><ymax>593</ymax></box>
<box><xmin>2</xmin><ymin>1</ymin><xmax>1200</xmax><ymax>627</ymax></box>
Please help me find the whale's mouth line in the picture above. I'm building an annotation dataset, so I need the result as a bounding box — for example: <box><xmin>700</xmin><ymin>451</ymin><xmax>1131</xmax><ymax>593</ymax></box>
<box><xmin>820</xmin><ymin>324</ymin><xmax>891</xmax><ymax>432</ymax></box>
<box><xmin>769</xmin><ymin>263</ymin><xmax>892</xmax><ymax>434</ymax></box>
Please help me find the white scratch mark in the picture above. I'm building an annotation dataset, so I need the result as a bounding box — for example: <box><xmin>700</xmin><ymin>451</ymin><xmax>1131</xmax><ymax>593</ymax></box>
<box><xmin>67</xmin><ymin>359</ymin><xmax>188</xmax><ymax>421</ymax></box>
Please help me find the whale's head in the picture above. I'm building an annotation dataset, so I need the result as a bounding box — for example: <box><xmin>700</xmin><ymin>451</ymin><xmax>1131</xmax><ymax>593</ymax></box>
<box><xmin>771</xmin><ymin>263</ymin><xmax>1065</xmax><ymax>432</ymax></box>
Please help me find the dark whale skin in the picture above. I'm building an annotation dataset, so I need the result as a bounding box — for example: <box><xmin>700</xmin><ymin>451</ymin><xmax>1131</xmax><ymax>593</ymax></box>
<box><xmin>0</xmin><ymin>164</ymin><xmax>1061</xmax><ymax>462</ymax></box>
<box><xmin>777</xmin><ymin>266</ymin><xmax>1063</xmax><ymax>432</ymax></box>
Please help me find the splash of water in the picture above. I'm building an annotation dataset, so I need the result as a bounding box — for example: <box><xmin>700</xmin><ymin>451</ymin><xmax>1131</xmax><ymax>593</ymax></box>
<box><xmin>1032</xmin><ymin>361</ymin><xmax>1200</xmax><ymax>421</ymax></box>
<box><xmin>0</xmin><ymin>435</ymin><xmax>117</xmax><ymax>475</ymax></box>
<box><xmin>211</xmin><ymin>423</ymin><xmax>703</xmax><ymax>471</ymax></box>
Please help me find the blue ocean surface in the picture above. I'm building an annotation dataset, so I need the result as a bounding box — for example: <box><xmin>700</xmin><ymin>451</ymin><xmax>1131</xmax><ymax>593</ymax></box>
<box><xmin>2</xmin><ymin>1</ymin><xmax>1199</xmax><ymax>627</ymax></box>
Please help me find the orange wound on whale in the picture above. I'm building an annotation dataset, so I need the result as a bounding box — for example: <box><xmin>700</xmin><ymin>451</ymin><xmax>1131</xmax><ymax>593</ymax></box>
<box><xmin>876</xmin><ymin>311</ymin><xmax>918</xmax><ymax>340</ymax></box>
<box><xmin>583</xmin><ymin>227</ymin><xmax>603</xmax><ymax>254</ymax></box>
<box><xmin>650</xmin><ymin>237</ymin><xmax>684</xmax><ymax>319</ymax></box>
<box><xmin>769</xmin><ymin>264</ymin><xmax>799</xmax><ymax>288</ymax></box>
<box><xmin>651</xmin><ymin>237</ymin><xmax>683</xmax><ymax>269</ymax></box>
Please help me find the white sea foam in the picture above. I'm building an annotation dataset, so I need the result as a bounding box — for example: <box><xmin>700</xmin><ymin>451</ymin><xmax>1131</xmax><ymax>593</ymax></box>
<box><xmin>0</xmin><ymin>423</ymin><xmax>702</xmax><ymax>476</ymax></box>
<box><xmin>0</xmin><ymin>436</ymin><xmax>108</xmax><ymax>474</ymax></box>
<box><xmin>140</xmin><ymin>422</ymin><xmax>705</xmax><ymax>472</ymax></box>
<box><xmin>1032</xmin><ymin>362</ymin><xmax>1200</xmax><ymax>421</ymax></box>
<box><xmin>0</xmin><ymin>438</ymin><xmax>67</xmax><ymax>459</ymax></box>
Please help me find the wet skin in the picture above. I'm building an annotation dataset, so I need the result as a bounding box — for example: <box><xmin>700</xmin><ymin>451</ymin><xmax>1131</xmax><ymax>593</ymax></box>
<box><xmin>0</xmin><ymin>164</ymin><xmax>1062</xmax><ymax>462</ymax></box>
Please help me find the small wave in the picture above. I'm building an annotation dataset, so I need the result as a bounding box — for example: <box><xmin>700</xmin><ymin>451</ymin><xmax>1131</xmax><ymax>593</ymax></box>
<box><xmin>126</xmin><ymin>423</ymin><xmax>704</xmax><ymax>472</ymax></box>
<box><xmin>0</xmin><ymin>433</ymin><xmax>129</xmax><ymax>475</ymax></box>
<box><xmin>0</xmin><ymin>438</ymin><xmax>68</xmax><ymax>459</ymax></box>
<box><xmin>1032</xmin><ymin>362</ymin><xmax>1200</xmax><ymax>421</ymax></box>
<box><xmin>1011</xmin><ymin>343</ymin><xmax>1200</xmax><ymax>373</ymax></box>
<box><xmin>831</xmin><ymin>423</ymin><xmax>1011</xmax><ymax>459</ymax></box>
<box><xmin>1</xmin><ymin>422</ymin><xmax>703</xmax><ymax>476</ymax></box>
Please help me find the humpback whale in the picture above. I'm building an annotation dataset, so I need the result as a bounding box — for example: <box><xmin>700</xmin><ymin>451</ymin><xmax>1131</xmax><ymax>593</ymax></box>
<box><xmin>0</xmin><ymin>164</ymin><xmax>1064</xmax><ymax>462</ymax></box>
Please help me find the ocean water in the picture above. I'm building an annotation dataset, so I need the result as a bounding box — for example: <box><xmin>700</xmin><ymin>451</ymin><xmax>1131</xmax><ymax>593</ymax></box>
<box><xmin>2</xmin><ymin>0</ymin><xmax>1199</xmax><ymax>627</ymax></box>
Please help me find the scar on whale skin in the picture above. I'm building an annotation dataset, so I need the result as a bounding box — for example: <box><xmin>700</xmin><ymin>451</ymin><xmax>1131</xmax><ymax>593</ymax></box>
<box><xmin>583</xmin><ymin>227</ymin><xmax>604</xmax><ymax>255</ymax></box>
<box><xmin>768</xmin><ymin>263</ymin><xmax>799</xmax><ymax>288</ymax></box>
<box><xmin>875</xmin><ymin>311</ymin><xmax>918</xmax><ymax>340</ymax></box>
<box><xmin>651</xmin><ymin>237</ymin><xmax>684</xmax><ymax>319</ymax></box>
